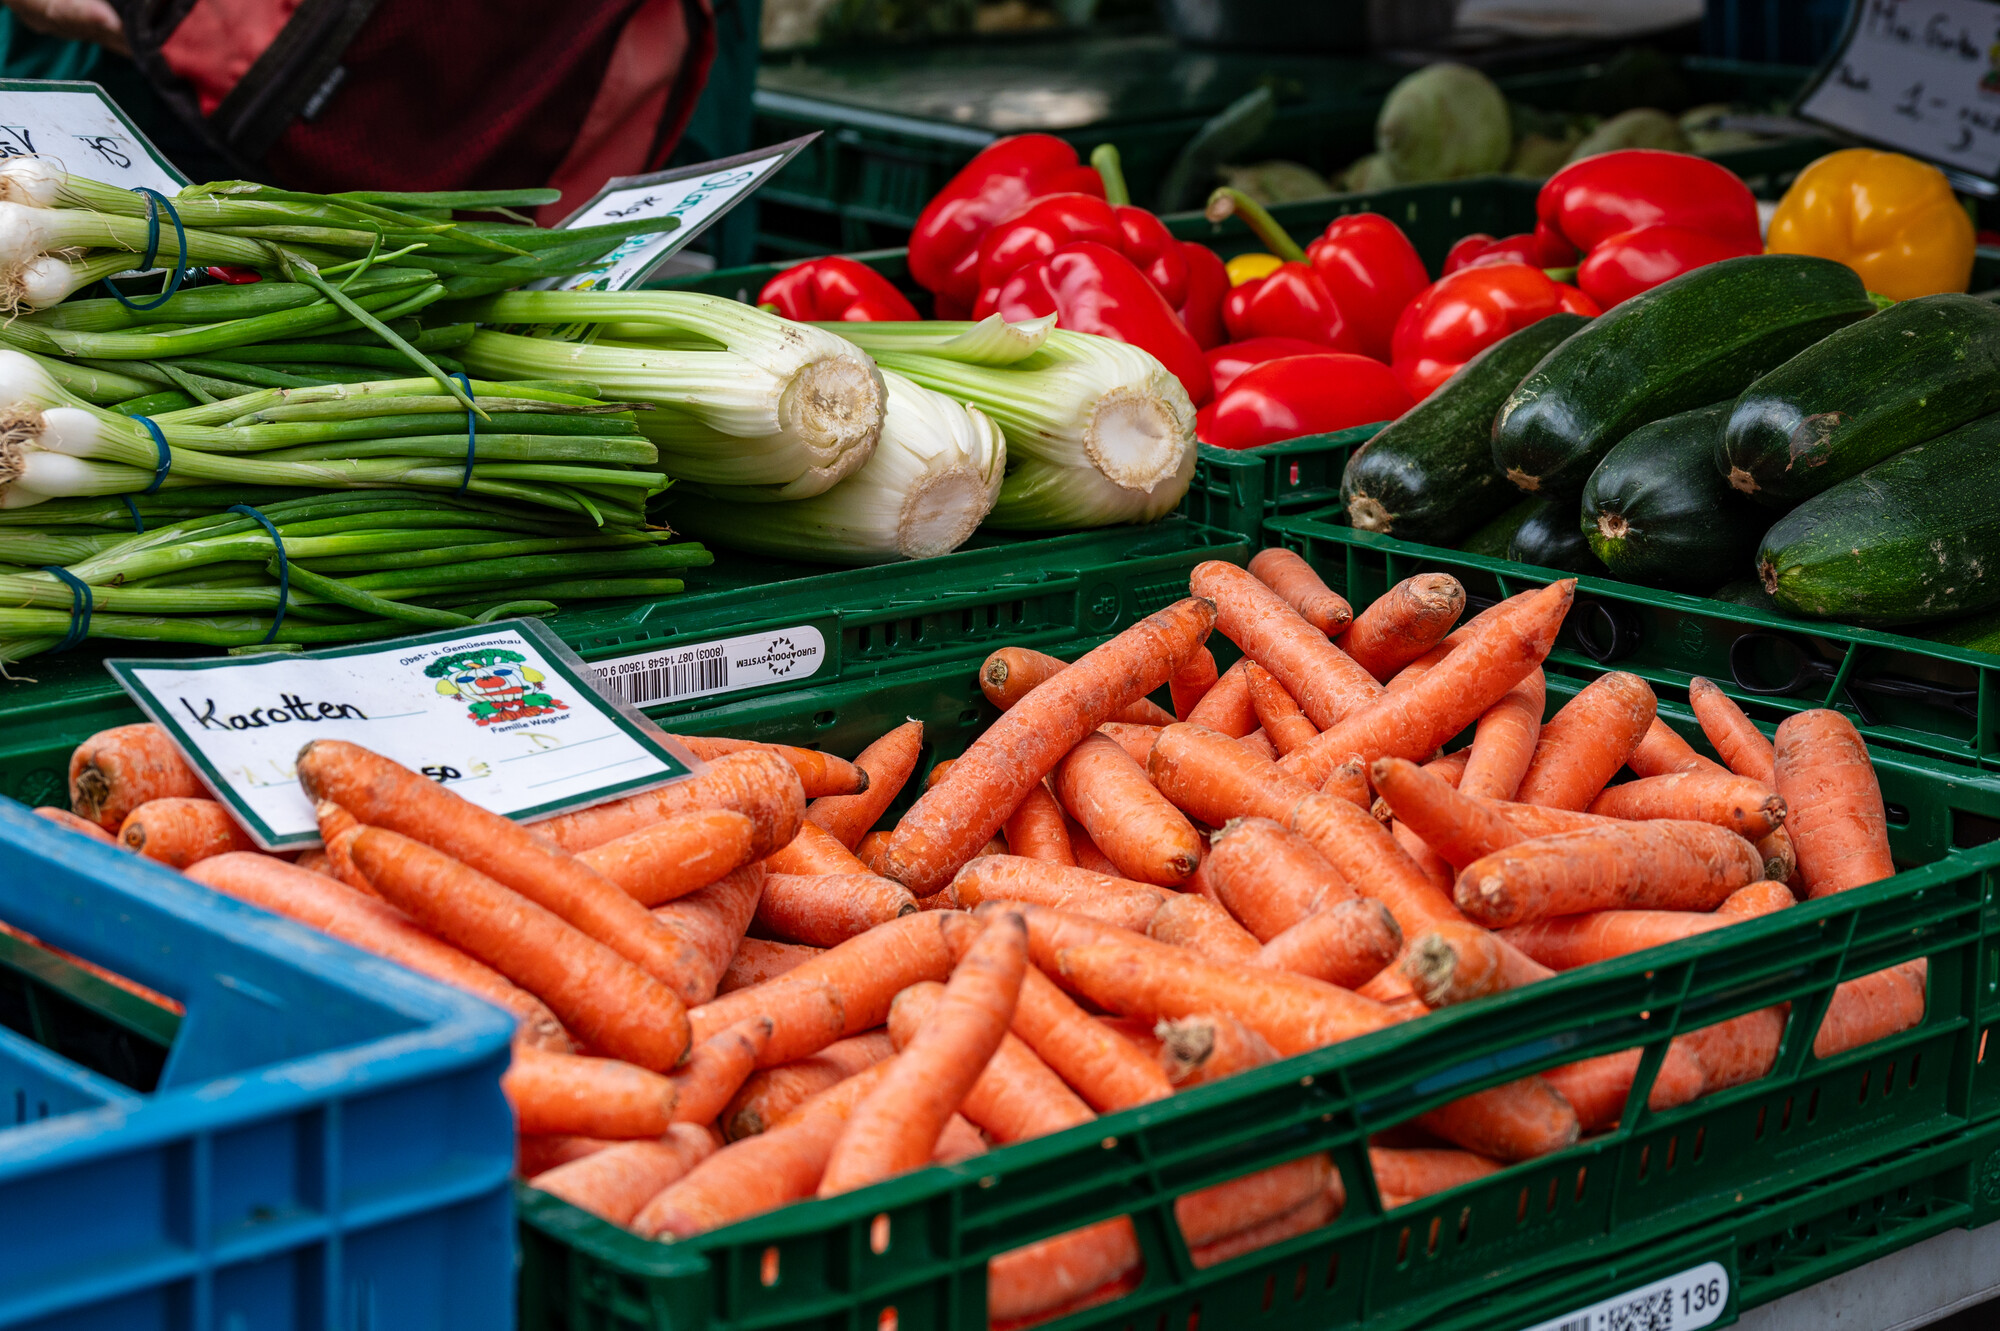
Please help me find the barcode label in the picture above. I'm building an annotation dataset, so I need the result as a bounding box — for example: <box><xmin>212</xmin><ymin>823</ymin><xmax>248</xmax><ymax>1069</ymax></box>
<box><xmin>590</xmin><ymin>626</ymin><xmax>827</xmax><ymax>709</ymax></box>
<box><xmin>1520</xmin><ymin>1261</ymin><xmax>1727</xmax><ymax>1331</ymax></box>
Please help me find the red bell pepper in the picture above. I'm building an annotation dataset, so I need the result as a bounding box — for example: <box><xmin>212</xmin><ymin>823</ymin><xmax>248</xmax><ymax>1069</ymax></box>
<box><xmin>1304</xmin><ymin>213</ymin><xmax>1430</xmax><ymax>361</ymax></box>
<box><xmin>1390</xmin><ymin>262</ymin><xmax>1600</xmax><ymax>401</ymax></box>
<box><xmin>1206</xmin><ymin>336</ymin><xmax>1328</xmax><ymax>395</ymax></box>
<box><xmin>1222</xmin><ymin>262</ymin><xmax>1357</xmax><ymax>351</ymax></box>
<box><xmin>1196</xmin><ymin>354</ymin><xmax>1414</xmax><ymax>450</ymax></box>
<box><xmin>970</xmin><ymin>193</ymin><xmax>1190</xmax><ymax>315</ymax></box>
<box><xmin>1537</xmin><ymin>150</ymin><xmax>1762</xmax><ymax>307</ymax></box>
<box><xmin>1442</xmin><ymin>222</ymin><xmax>1578</xmax><ymax>274</ymax></box>
<box><xmin>908</xmin><ymin>134</ymin><xmax>1105</xmax><ymax>307</ymax></box>
<box><xmin>992</xmin><ymin>241</ymin><xmax>1214</xmax><ymax>405</ymax></box>
<box><xmin>1178</xmin><ymin>241</ymin><xmax>1231</xmax><ymax>350</ymax></box>
<box><xmin>759</xmin><ymin>256</ymin><xmax>921</xmax><ymax>322</ymax></box>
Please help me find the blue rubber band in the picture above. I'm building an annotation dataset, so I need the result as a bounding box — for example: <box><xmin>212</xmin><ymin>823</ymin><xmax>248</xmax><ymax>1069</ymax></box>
<box><xmin>454</xmin><ymin>373</ymin><xmax>476</xmax><ymax>494</ymax></box>
<box><xmin>132</xmin><ymin>415</ymin><xmax>171</xmax><ymax>494</ymax></box>
<box><xmin>40</xmin><ymin>565</ymin><xmax>91</xmax><ymax>653</ymax></box>
<box><xmin>105</xmin><ymin>189</ymin><xmax>189</xmax><ymax>313</ymax></box>
<box><xmin>229</xmin><ymin>504</ymin><xmax>289</xmax><ymax>644</ymax></box>
<box><xmin>119</xmin><ymin>495</ymin><xmax>144</xmax><ymax>533</ymax></box>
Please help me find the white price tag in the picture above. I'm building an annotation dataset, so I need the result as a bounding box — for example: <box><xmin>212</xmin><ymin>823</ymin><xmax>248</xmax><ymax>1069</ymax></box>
<box><xmin>535</xmin><ymin>136</ymin><xmax>818</xmax><ymax>292</ymax></box>
<box><xmin>108</xmin><ymin>620</ymin><xmax>693</xmax><ymax>850</ymax></box>
<box><xmin>0</xmin><ymin>78</ymin><xmax>186</xmax><ymax>192</ymax></box>
<box><xmin>1521</xmin><ymin>1261</ymin><xmax>1728</xmax><ymax>1331</ymax></box>
<box><xmin>1796</xmin><ymin>0</ymin><xmax>2000</xmax><ymax>178</ymax></box>
<box><xmin>591</xmin><ymin>625</ymin><xmax>829</xmax><ymax>709</ymax></box>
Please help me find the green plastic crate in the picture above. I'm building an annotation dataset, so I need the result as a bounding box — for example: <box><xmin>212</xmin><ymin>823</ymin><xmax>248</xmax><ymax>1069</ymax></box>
<box><xmin>1180</xmin><ymin>425</ymin><xmax>1383</xmax><ymax>547</ymax></box>
<box><xmin>513</xmin><ymin>629</ymin><xmax>2000</xmax><ymax>1331</ymax></box>
<box><xmin>0</xmin><ymin>516</ymin><xmax>1242</xmax><ymax>811</ymax></box>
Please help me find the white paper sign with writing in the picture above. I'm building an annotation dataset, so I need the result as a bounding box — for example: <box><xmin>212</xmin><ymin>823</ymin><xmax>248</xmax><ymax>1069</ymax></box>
<box><xmin>1796</xmin><ymin>0</ymin><xmax>2000</xmax><ymax>177</ymax></box>
<box><xmin>107</xmin><ymin>620</ymin><xmax>692</xmax><ymax>849</ymax></box>
<box><xmin>0</xmin><ymin>79</ymin><xmax>186</xmax><ymax>192</ymax></box>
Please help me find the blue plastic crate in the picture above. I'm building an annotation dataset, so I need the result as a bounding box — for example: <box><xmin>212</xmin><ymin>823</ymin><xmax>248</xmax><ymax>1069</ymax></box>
<box><xmin>0</xmin><ymin>799</ymin><xmax>517</xmax><ymax>1330</ymax></box>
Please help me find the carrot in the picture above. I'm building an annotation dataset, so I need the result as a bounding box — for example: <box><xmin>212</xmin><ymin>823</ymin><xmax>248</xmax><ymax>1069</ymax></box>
<box><xmin>314</xmin><ymin>800</ymin><xmax>376</xmax><ymax>894</ymax></box>
<box><xmin>856</xmin><ymin>829</ymin><xmax>893</xmax><ymax>872</ymax></box>
<box><xmin>766</xmin><ymin>820</ymin><xmax>873</xmax><ymax>876</ymax></box>
<box><xmin>1773</xmin><ymin>709</ymin><xmax>1895</xmax><ymax>897</ymax></box>
<box><xmin>1401</xmin><ymin>919</ymin><xmax>1554</xmax><ymax>1008</ymax></box>
<box><xmin>1324</xmin><ymin>758</ymin><xmax>1371</xmax><ymax>810</ymax></box>
<box><xmin>935</xmin><ymin>1113</ymin><xmax>987</xmax><ymax>1164</ymax></box>
<box><xmin>1278</xmin><ymin>580</ymin><xmax>1575</xmax><ymax>786</ymax></box>
<box><xmin>186</xmin><ymin>852</ymin><xmax>571</xmax><ymax>1052</ymax></box>
<box><xmin>1193</xmin><ymin>559</ymin><xmax>1380</xmax><ymax>728</ymax></box>
<box><xmin>351</xmin><ymin>826</ymin><xmax>691</xmax><ymax>1070</ymax></box>
<box><xmin>754</xmin><ymin>872</ymin><xmax>916</xmax><ymax>947</ymax></box>
<box><xmin>33</xmin><ymin>806</ymin><xmax>114</xmax><ymax>842</ymax></box>
<box><xmin>1719</xmin><ymin>879</ymin><xmax>1796</xmax><ymax>916</ymax></box>
<box><xmin>1004</xmin><ymin>781</ymin><xmax>1075</xmax><ymax>866</ymax></box>
<box><xmin>806</xmin><ymin>720</ymin><xmax>924</xmax><ymax>849</ymax></box>
<box><xmin>1239</xmin><ymin>728</ymin><xmax>1277</xmax><ymax>762</ymax></box>
<box><xmin>299</xmin><ymin>740</ymin><xmax>712</xmax><ymax>997</ymax></box>
<box><xmin>946</xmin><ymin>855</ymin><xmax>1167</xmax><ymax>931</ymax></box>
<box><xmin>1457</xmin><ymin>821</ymin><xmax>1761</xmax><ymax>927</ymax></box>
<box><xmin>1065</xmin><ymin>812</ymin><xmax>1122</xmax><ymax>877</ymax></box>
<box><xmin>68</xmin><ymin>722</ymin><xmax>203</xmax><ymax>831</ymax></box>
<box><xmin>1514</xmin><ymin>671</ymin><xmax>1657</xmax><ymax>810</ymax></box>
<box><xmin>1369</xmin><ymin>1147</ymin><xmax>1499</xmax><ymax>1207</ymax></box>
<box><xmin>1190</xmin><ymin>1189</ymin><xmax>1337</xmax><ymax>1269</ymax></box>
<box><xmin>1486</xmin><ymin>800</ymin><xmax>1613</xmax><ymax>838</ymax></box>
<box><xmin>819</xmin><ymin>912</ymin><xmax>1028</xmax><ymax>1194</ymax></box>
<box><xmin>503</xmin><ymin>1045</ymin><xmax>680</xmax><ymax>1137</ymax></box>
<box><xmin>1156</xmin><ymin>1011</ymin><xmax>1278</xmax><ymax>1086</ymax></box>
<box><xmin>1201</xmin><ymin>817</ymin><xmax>1352</xmax><ymax>940</ymax></box>
<box><xmin>1816</xmin><ymin>961</ymin><xmax>1927</xmax><ymax>1057</ymax></box>
<box><xmin>1415</xmin><ymin>1076</ymin><xmax>1580</xmax><ymax>1162</ymax></box>
<box><xmin>665</xmin><ymin>1016</ymin><xmax>771</xmax><ymax>1124</ymax></box>
<box><xmin>885</xmin><ymin>598</ymin><xmax>1216</xmax><ymax>894</ymax></box>
<box><xmin>1687</xmin><ymin>678</ymin><xmax>1776</xmax><ymax>784</ymax></box>
<box><xmin>719</xmin><ymin>938</ymin><xmax>821</xmax><ymax>995</ymax></box>
<box><xmin>651</xmin><ymin>864</ymin><xmax>765</xmax><ymax>1004</ymax></box>
<box><xmin>1171</xmin><ymin>645</ymin><xmax>1220</xmax><ymax>720</ymax></box>
<box><xmin>1681</xmin><ymin>1007</ymin><xmax>1786</xmax><ymax>1092</ymax></box>
<box><xmin>1177</xmin><ymin>1153</ymin><xmax>1336</xmax><ymax>1248</ymax></box>
<box><xmin>530</xmin><ymin>1122</ymin><xmax>715</xmax><ymax>1226</ymax></box>
<box><xmin>925</xmin><ymin>758</ymin><xmax>956</xmax><ymax>790</ymax></box>
<box><xmin>980</xmin><ymin>646</ymin><xmax>1177</xmax><ymax>726</ymax></box>
<box><xmin>1100</xmin><ymin>1014</ymin><xmax>1165</xmax><ymax>1059</ymax></box>
<box><xmin>1054</xmin><ymin>733</ymin><xmax>1202</xmax><ymax>887</ymax></box>
<box><xmin>1754</xmin><ymin>828</ymin><xmax>1797</xmax><ymax>884</ymax></box>
<box><xmin>1255</xmin><ymin>899</ymin><xmax>1402</xmax><ymax>989</ymax></box>
<box><xmin>1011</xmin><ymin>964</ymin><xmax>1172</xmax><ymax>1112</ymax></box>
<box><xmin>531</xmin><ymin>748</ymin><xmax>804</xmax><ymax>860</ymax></box>
<box><xmin>1097</xmin><ymin>721</ymin><xmax>1164</xmax><ymax>767</ymax></box>
<box><xmin>889</xmin><ymin>979</ymin><xmax>1091</xmax><ymax>1142</ymax></box>
<box><xmin>1627</xmin><ymin>716</ymin><xmax>1727</xmax><ymax>778</ymax></box>
<box><xmin>988</xmin><ymin>1218</ymin><xmax>1142</xmax><ymax>1326</ymax></box>
<box><xmin>673</xmin><ymin>734</ymin><xmax>868</xmax><ymax>798</ymax></box>
<box><xmin>1336</xmin><ymin>574</ymin><xmax>1465</xmax><ymax>682</ymax></box>
<box><xmin>1498</xmin><ymin>888</ymin><xmax>1790</xmax><ymax>970</ymax></box>
<box><xmin>1427</xmin><ymin>749</ymin><xmax>1471</xmax><ymax>786</ymax></box>
<box><xmin>1185</xmin><ymin>658</ymin><xmax>1258</xmax><ymax>737</ymax></box>
<box><xmin>1542</xmin><ymin>1042</ymin><xmax>1705</xmax><ymax>1132</ymax></box>
<box><xmin>1371</xmin><ymin>757</ymin><xmax>1523</xmax><ymax>870</ymax></box>
<box><xmin>1587</xmin><ymin>770</ymin><xmax>1787</xmax><ymax>840</ymax></box>
<box><xmin>1244</xmin><ymin>661</ymin><xmax>1319</xmax><ymax>756</ymax></box>
<box><xmin>1147</xmin><ymin>892</ymin><xmax>1261</xmax><ymax>963</ymax></box>
<box><xmin>119</xmin><ymin>797</ymin><xmax>254</xmax><ymax>867</ymax></box>
<box><xmin>518</xmin><ymin>1134</ymin><xmax>608</xmax><ymax>1177</ymax></box>
<box><xmin>573</xmin><ymin>809</ymin><xmax>758</xmax><ymax>908</ymax></box>
<box><xmin>722</xmin><ymin>1031</ymin><xmax>896</xmax><ymax>1140</ymax></box>
<box><xmin>1458</xmin><ymin>669</ymin><xmax>1545</xmax><ymax>800</ymax></box>
<box><xmin>1247</xmin><ymin>546</ymin><xmax>1353</xmax><ymax>635</ymax></box>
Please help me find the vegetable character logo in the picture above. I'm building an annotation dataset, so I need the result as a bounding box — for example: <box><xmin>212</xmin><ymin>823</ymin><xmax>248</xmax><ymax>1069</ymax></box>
<box><xmin>426</xmin><ymin>648</ymin><xmax>569</xmax><ymax>726</ymax></box>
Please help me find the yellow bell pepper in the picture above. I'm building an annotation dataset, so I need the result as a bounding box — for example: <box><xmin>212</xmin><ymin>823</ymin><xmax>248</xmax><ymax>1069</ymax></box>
<box><xmin>1225</xmin><ymin>252</ymin><xmax>1284</xmax><ymax>286</ymax></box>
<box><xmin>1765</xmin><ymin>148</ymin><xmax>1974</xmax><ymax>301</ymax></box>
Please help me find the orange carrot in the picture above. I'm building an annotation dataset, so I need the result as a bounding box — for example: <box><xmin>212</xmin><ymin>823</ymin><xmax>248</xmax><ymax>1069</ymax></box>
<box><xmin>186</xmin><ymin>852</ymin><xmax>572</xmax><ymax>1051</ymax></box>
<box><xmin>673</xmin><ymin>734</ymin><xmax>868</xmax><ymax>798</ymax></box>
<box><xmin>1201</xmin><ymin>817</ymin><xmax>1353</xmax><ymax>940</ymax></box>
<box><xmin>1247</xmin><ymin>546</ymin><xmax>1353</xmax><ymax>635</ymax></box>
<box><xmin>1754</xmin><ymin>828</ymin><xmax>1797</xmax><ymax>883</ymax></box>
<box><xmin>530</xmin><ymin>1123</ymin><xmax>715</xmax><ymax>1226</ymax></box>
<box><xmin>1193</xmin><ymin>559</ymin><xmax>1380</xmax><ymax>728</ymax></box>
<box><xmin>33</xmin><ymin>806</ymin><xmax>114</xmax><ymax>842</ymax></box>
<box><xmin>1004</xmin><ymin>781</ymin><xmax>1075</xmax><ymax>866</ymax></box>
<box><xmin>1324</xmin><ymin>758</ymin><xmax>1370</xmax><ymax>809</ymax></box>
<box><xmin>1239</xmin><ymin>728</ymin><xmax>1277</xmax><ymax>761</ymax></box>
<box><xmin>1627</xmin><ymin>716</ymin><xmax>1727</xmax><ymax>778</ymax></box>
<box><xmin>1587</xmin><ymin>770</ymin><xmax>1786</xmax><ymax>840</ymax></box>
<box><xmin>1456</xmin><ymin>821</ymin><xmax>1762</xmax><ymax>927</ymax></box>
<box><xmin>1177</xmin><ymin>1153</ymin><xmax>1336</xmax><ymax>1248</ymax></box>
<box><xmin>1681</xmin><ymin>1007</ymin><xmax>1786</xmax><ymax>1092</ymax></box>
<box><xmin>1815</xmin><ymin>961</ymin><xmax>1927</xmax><ymax>1057</ymax></box>
<box><xmin>722</xmin><ymin>1031</ymin><xmax>896</xmax><ymax>1140</ymax></box>
<box><xmin>856</xmin><ymin>828</ymin><xmax>892</xmax><ymax>872</ymax></box>
<box><xmin>1100</xmin><ymin>1013</ymin><xmax>1165</xmax><ymax>1060</ymax></box>
<box><xmin>1171</xmin><ymin>646</ymin><xmax>1220</xmax><ymax>720</ymax></box>
<box><xmin>980</xmin><ymin>646</ymin><xmax>1178</xmax><ymax>726</ymax></box>
<box><xmin>1336</xmin><ymin>574</ymin><xmax>1465</xmax><ymax>682</ymax></box>
<box><xmin>1542</xmin><ymin>1042</ymin><xmax>1705</xmax><ymax>1131</ymax></box>
<box><xmin>518</xmin><ymin>1134</ymin><xmax>608</xmax><ymax>1177</ymax></box>
<box><xmin>1185</xmin><ymin>658</ymin><xmax>1258</xmax><ymax>737</ymax></box>
<box><xmin>1719</xmin><ymin>879</ymin><xmax>1796</xmax><ymax>916</ymax></box>
<box><xmin>1155</xmin><ymin>1011</ymin><xmax>1278</xmax><ymax>1085</ymax></box>
<box><xmin>1244</xmin><ymin>661</ymin><xmax>1319</xmax><ymax>758</ymax></box>
<box><xmin>889</xmin><ymin>979</ymin><xmax>1091</xmax><ymax>1143</ymax></box>
<box><xmin>504</xmin><ymin>1045</ymin><xmax>680</xmax><ymax>1137</ymax></box>
<box><xmin>1486</xmin><ymin>800</ymin><xmax>1613</xmax><ymax>838</ymax></box>
<box><xmin>574</xmin><ymin>809</ymin><xmax>758</xmax><ymax>908</ymax></box>
<box><xmin>531</xmin><ymin>748</ymin><xmax>805</xmax><ymax>860</ymax></box>
<box><xmin>935</xmin><ymin>1113</ymin><xmax>987</xmax><ymax>1164</ymax></box>
<box><xmin>806</xmin><ymin>720</ymin><xmax>924</xmax><ymax>849</ymax></box>
<box><xmin>885</xmin><ymin>598</ymin><xmax>1216</xmax><ymax>894</ymax></box>
<box><xmin>314</xmin><ymin>801</ymin><xmax>377</xmax><ymax>895</ymax></box>
<box><xmin>651</xmin><ymin>864</ymin><xmax>765</xmax><ymax>1004</ymax></box>
<box><xmin>1190</xmin><ymin>1189</ymin><xmax>1339</xmax><ymax>1269</ymax></box>
<box><xmin>1255</xmin><ymin>899</ymin><xmax>1402</xmax><ymax>989</ymax></box>
<box><xmin>719</xmin><ymin>938</ymin><xmax>821</xmax><ymax>994</ymax></box>
<box><xmin>1400</xmin><ymin>919</ymin><xmax>1553</xmax><ymax>1008</ymax></box>
<box><xmin>1515</xmin><ymin>671</ymin><xmax>1657</xmax><ymax>810</ymax></box>
<box><xmin>1011</xmin><ymin>964</ymin><xmax>1171</xmax><ymax>1112</ymax></box>
<box><xmin>946</xmin><ymin>855</ymin><xmax>1167</xmax><ymax>931</ymax></box>
<box><xmin>666</xmin><ymin>1016</ymin><xmax>772</xmax><ymax>1125</ymax></box>
<box><xmin>68</xmin><ymin>722</ymin><xmax>202</xmax><ymax>831</ymax></box>
<box><xmin>1065</xmin><ymin>812</ymin><xmax>1122</xmax><ymax>878</ymax></box>
<box><xmin>1097</xmin><ymin>721</ymin><xmax>1164</xmax><ymax>766</ymax></box>
<box><xmin>1687</xmin><ymin>678</ymin><xmax>1776</xmax><ymax>784</ymax></box>
<box><xmin>766</xmin><ymin>820</ymin><xmax>873</xmax><ymax>876</ymax></box>
<box><xmin>1773</xmin><ymin>709</ymin><xmax>1894</xmax><ymax>897</ymax></box>
<box><xmin>1369</xmin><ymin>1148</ymin><xmax>1499</xmax><ymax>1207</ymax></box>
<box><xmin>350</xmin><ymin>826</ymin><xmax>691</xmax><ymax>1070</ymax></box>
<box><xmin>119</xmin><ymin>797</ymin><xmax>254</xmax><ymax>867</ymax></box>
<box><xmin>1055</xmin><ymin>732</ymin><xmax>1201</xmax><ymax>886</ymax></box>
<box><xmin>1499</xmin><ymin>888</ymin><xmax>1790</xmax><ymax>970</ymax></box>
<box><xmin>925</xmin><ymin>757</ymin><xmax>956</xmax><ymax>790</ymax></box>
<box><xmin>819</xmin><ymin>912</ymin><xmax>1028</xmax><ymax>1194</ymax></box>
<box><xmin>988</xmin><ymin>1218</ymin><xmax>1142</xmax><ymax>1326</ymax></box>
<box><xmin>1147</xmin><ymin>892</ymin><xmax>1261</xmax><ymax>962</ymax></box>
<box><xmin>1415</xmin><ymin>1077</ymin><xmax>1580</xmax><ymax>1162</ymax></box>
<box><xmin>1371</xmin><ymin>757</ymin><xmax>1523</xmax><ymax>869</ymax></box>
<box><xmin>756</xmin><ymin>872</ymin><xmax>916</xmax><ymax>946</ymax></box>
<box><xmin>1458</xmin><ymin>669</ymin><xmax>1545</xmax><ymax>800</ymax></box>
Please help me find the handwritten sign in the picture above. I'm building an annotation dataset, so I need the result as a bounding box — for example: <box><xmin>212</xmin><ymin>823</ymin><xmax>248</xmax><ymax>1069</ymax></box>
<box><xmin>1796</xmin><ymin>0</ymin><xmax>2000</xmax><ymax>178</ymax></box>
<box><xmin>533</xmin><ymin>135</ymin><xmax>818</xmax><ymax>291</ymax></box>
<box><xmin>107</xmin><ymin>620</ymin><xmax>693</xmax><ymax>849</ymax></box>
<box><xmin>0</xmin><ymin>79</ymin><xmax>185</xmax><ymax>192</ymax></box>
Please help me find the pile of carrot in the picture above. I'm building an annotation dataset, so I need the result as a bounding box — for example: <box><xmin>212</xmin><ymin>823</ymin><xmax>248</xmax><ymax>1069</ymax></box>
<box><xmin>32</xmin><ymin>544</ymin><xmax>1927</xmax><ymax>1329</ymax></box>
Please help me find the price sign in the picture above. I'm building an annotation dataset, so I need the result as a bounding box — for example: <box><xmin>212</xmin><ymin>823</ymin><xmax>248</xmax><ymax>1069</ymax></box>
<box><xmin>0</xmin><ymin>79</ymin><xmax>186</xmax><ymax>192</ymax></box>
<box><xmin>534</xmin><ymin>135</ymin><xmax>819</xmax><ymax>291</ymax></box>
<box><xmin>1796</xmin><ymin>0</ymin><xmax>2000</xmax><ymax>179</ymax></box>
<box><xmin>107</xmin><ymin>620</ymin><xmax>695</xmax><ymax>850</ymax></box>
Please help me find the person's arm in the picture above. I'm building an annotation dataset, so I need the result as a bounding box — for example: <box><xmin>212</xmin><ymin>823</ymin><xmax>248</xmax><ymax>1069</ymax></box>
<box><xmin>4</xmin><ymin>0</ymin><xmax>127</xmax><ymax>54</ymax></box>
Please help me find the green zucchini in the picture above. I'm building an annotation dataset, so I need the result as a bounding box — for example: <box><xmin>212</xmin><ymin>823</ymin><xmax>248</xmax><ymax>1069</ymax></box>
<box><xmin>1921</xmin><ymin>606</ymin><xmax>2000</xmax><ymax>655</ymax></box>
<box><xmin>1757</xmin><ymin>411</ymin><xmax>2000</xmax><ymax>624</ymax></box>
<box><xmin>1491</xmin><ymin>254</ymin><xmax>1872</xmax><ymax>496</ymax></box>
<box><xmin>1720</xmin><ymin>293</ymin><xmax>2000</xmax><ymax>508</ymax></box>
<box><xmin>1508</xmin><ymin>495</ymin><xmax>1606</xmax><ymax>575</ymax></box>
<box><xmin>1342</xmin><ymin>313</ymin><xmax>1588</xmax><ymax>546</ymax></box>
<box><xmin>1459</xmin><ymin>496</ymin><xmax>1537</xmax><ymax>558</ymax></box>
<box><xmin>1580</xmin><ymin>403</ymin><xmax>1765</xmax><ymax>591</ymax></box>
